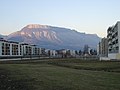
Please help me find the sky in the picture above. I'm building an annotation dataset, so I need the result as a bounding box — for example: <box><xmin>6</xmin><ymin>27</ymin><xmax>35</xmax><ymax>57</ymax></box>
<box><xmin>0</xmin><ymin>0</ymin><xmax>120</xmax><ymax>37</ymax></box>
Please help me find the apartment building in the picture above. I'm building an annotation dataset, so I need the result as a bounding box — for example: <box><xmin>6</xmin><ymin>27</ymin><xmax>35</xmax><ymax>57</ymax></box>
<box><xmin>0</xmin><ymin>38</ymin><xmax>45</xmax><ymax>58</ymax></box>
<box><xmin>98</xmin><ymin>38</ymin><xmax>108</xmax><ymax>57</ymax></box>
<box><xmin>45</xmin><ymin>49</ymin><xmax>57</xmax><ymax>57</ymax></box>
<box><xmin>0</xmin><ymin>39</ymin><xmax>22</xmax><ymax>57</ymax></box>
<box><xmin>107</xmin><ymin>21</ymin><xmax>120</xmax><ymax>59</ymax></box>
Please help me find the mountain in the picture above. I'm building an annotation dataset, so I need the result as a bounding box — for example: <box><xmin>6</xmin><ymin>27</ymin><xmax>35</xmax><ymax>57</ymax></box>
<box><xmin>0</xmin><ymin>34</ymin><xmax>3</xmax><ymax>38</ymax></box>
<box><xmin>7</xmin><ymin>24</ymin><xmax>100</xmax><ymax>50</ymax></box>
<box><xmin>0</xmin><ymin>34</ymin><xmax>7</xmax><ymax>39</ymax></box>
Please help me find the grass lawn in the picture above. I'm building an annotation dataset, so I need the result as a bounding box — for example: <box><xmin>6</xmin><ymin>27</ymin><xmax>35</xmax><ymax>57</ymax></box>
<box><xmin>0</xmin><ymin>59</ymin><xmax>120</xmax><ymax>90</ymax></box>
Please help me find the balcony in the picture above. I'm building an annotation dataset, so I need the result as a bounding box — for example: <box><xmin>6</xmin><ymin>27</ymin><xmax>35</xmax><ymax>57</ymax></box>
<box><xmin>108</xmin><ymin>42</ymin><xmax>112</xmax><ymax>45</ymax></box>
<box><xmin>107</xmin><ymin>33</ymin><xmax>112</xmax><ymax>37</ymax></box>
<box><xmin>109</xmin><ymin>49</ymin><xmax>119</xmax><ymax>53</ymax></box>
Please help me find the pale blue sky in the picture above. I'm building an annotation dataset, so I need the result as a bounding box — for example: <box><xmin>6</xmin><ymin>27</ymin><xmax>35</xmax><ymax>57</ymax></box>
<box><xmin>0</xmin><ymin>0</ymin><xmax>120</xmax><ymax>37</ymax></box>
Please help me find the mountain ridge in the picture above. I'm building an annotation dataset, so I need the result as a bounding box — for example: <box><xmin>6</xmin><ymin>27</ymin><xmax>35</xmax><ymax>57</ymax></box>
<box><xmin>1</xmin><ymin>24</ymin><xmax>100</xmax><ymax>50</ymax></box>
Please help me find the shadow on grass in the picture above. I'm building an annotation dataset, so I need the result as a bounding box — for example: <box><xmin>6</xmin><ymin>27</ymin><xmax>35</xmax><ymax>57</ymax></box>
<box><xmin>0</xmin><ymin>69</ymin><xmax>35</xmax><ymax>90</ymax></box>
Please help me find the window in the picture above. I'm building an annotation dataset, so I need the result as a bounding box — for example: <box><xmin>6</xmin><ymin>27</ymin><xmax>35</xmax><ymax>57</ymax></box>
<box><xmin>2</xmin><ymin>43</ymin><xmax>10</xmax><ymax>55</ymax></box>
<box><xmin>12</xmin><ymin>44</ymin><xmax>19</xmax><ymax>55</ymax></box>
<box><xmin>116</xmin><ymin>39</ymin><xmax>118</xmax><ymax>43</ymax></box>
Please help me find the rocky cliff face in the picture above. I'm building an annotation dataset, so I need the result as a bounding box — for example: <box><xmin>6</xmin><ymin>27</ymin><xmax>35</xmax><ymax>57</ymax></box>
<box><xmin>7</xmin><ymin>24</ymin><xmax>100</xmax><ymax>50</ymax></box>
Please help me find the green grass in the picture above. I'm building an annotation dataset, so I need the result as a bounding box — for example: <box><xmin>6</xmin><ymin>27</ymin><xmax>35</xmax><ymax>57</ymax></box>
<box><xmin>0</xmin><ymin>59</ymin><xmax>120</xmax><ymax>90</ymax></box>
<box><xmin>46</xmin><ymin>60</ymin><xmax>120</xmax><ymax>72</ymax></box>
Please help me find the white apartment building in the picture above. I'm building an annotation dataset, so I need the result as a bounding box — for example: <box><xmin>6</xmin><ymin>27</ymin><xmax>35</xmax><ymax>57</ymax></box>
<box><xmin>21</xmin><ymin>44</ymin><xmax>39</xmax><ymax>56</ymax></box>
<box><xmin>0</xmin><ymin>38</ymin><xmax>46</xmax><ymax>58</ymax></box>
<box><xmin>45</xmin><ymin>49</ymin><xmax>57</xmax><ymax>57</ymax></box>
<box><xmin>107</xmin><ymin>21</ymin><xmax>120</xmax><ymax>60</ymax></box>
<box><xmin>0</xmin><ymin>39</ymin><xmax>22</xmax><ymax>57</ymax></box>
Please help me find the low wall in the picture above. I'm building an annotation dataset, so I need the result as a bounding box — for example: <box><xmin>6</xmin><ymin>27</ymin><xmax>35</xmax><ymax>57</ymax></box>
<box><xmin>99</xmin><ymin>57</ymin><xmax>110</xmax><ymax>61</ymax></box>
<box><xmin>108</xmin><ymin>53</ymin><xmax>117</xmax><ymax>60</ymax></box>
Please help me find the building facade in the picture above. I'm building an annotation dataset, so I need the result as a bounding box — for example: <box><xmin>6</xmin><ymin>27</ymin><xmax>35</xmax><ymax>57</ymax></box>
<box><xmin>0</xmin><ymin>39</ymin><xmax>22</xmax><ymax>57</ymax></box>
<box><xmin>107</xmin><ymin>21</ymin><xmax>120</xmax><ymax>59</ymax></box>
<box><xmin>98</xmin><ymin>38</ymin><xmax>108</xmax><ymax>57</ymax></box>
<box><xmin>0</xmin><ymin>39</ymin><xmax>46</xmax><ymax>58</ymax></box>
<box><xmin>21</xmin><ymin>44</ymin><xmax>42</xmax><ymax>57</ymax></box>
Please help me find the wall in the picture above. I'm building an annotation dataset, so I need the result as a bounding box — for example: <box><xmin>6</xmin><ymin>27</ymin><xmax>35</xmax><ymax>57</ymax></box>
<box><xmin>118</xmin><ymin>22</ymin><xmax>120</xmax><ymax>53</ymax></box>
<box><xmin>108</xmin><ymin>53</ymin><xmax>116</xmax><ymax>59</ymax></box>
<box><xmin>116</xmin><ymin>53</ymin><xmax>120</xmax><ymax>59</ymax></box>
<box><xmin>0</xmin><ymin>42</ymin><xmax>2</xmax><ymax>56</ymax></box>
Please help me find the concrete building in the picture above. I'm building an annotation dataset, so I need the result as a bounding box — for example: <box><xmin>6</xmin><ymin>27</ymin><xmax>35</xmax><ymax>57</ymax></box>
<box><xmin>0</xmin><ymin>39</ymin><xmax>22</xmax><ymax>57</ymax></box>
<box><xmin>98</xmin><ymin>38</ymin><xmax>108</xmax><ymax>57</ymax></box>
<box><xmin>107</xmin><ymin>21</ymin><xmax>120</xmax><ymax>60</ymax></box>
<box><xmin>45</xmin><ymin>49</ymin><xmax>57</xmax><ymax>57</ymax></box>
<box><xmin>70</xmin><ymin>50</ymin><xmax>76</xmax><ymax>57</ymax></box>
<box><xmin>83</xmin><ymin>45</ymin><xmax>89</xmax><ymax>54</ymax></box>
<box><xmin>0</xmin><ymin>38</ymin><xmax>47</xmax><ymax>58</ymax></box>
<box><xmin>39</xmin><ymin>48</ymin><xmax>46</xmax><ymax>55</ymax></box>
<box><xmin>21</xmin><ymin>43</ymin><xmax>40</xmax><ymax>56</ymax></box>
